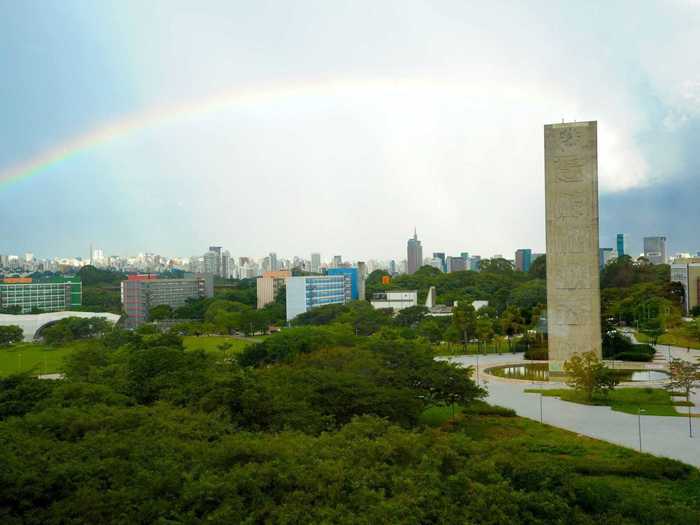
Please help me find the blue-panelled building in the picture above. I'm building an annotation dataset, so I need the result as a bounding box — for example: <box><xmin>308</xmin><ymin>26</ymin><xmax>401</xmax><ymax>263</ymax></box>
<box><xmin>327</xmin><ymin>267</ymin><xmax>360</xmax><ymax>300</ymax></box>
<box><xmin>515</xmin><ymin>249</ymin><xmax>532</xmax><ymax>272</ymax></box>
<box><xmin>616</xmin><ymin>233</ymin><xmax>627</xmax><ymax>258</ymax></box>
<box><xmin>285</xmin><ymin>274</ymin><xmax>352</xmax><ymax>321</ymax></box>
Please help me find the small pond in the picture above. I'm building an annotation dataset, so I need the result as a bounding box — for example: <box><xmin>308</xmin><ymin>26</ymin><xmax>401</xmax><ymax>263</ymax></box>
<box><xmin>485</xmin><ymin>363</ymin><xmax>669</xmax><ymax>382</ymax></box>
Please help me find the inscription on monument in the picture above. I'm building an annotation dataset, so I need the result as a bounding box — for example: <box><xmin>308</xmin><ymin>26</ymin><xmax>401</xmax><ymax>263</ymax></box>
<box><xmin>553</xmin><ymin>155</ymin><xmax>584</xmax><ymax>183</ymax></box>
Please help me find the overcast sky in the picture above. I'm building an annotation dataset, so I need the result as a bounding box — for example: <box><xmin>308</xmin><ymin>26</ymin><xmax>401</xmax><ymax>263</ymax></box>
<box><xmin>1</xmin><ymin>0</ymin><xmax>699</xmax><ymax>261</ymax></box>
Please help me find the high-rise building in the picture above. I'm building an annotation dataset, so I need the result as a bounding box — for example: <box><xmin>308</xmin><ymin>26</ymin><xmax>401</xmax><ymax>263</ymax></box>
<box><xmin>406</xmin><ymin>229</ymin><xmax>423</xmax><ymax>275</ymax></box>
<box><xmin>644</xmin><ymin>236</ymin><xmax>667</xmax><ymax>265</ymax></box>
<box><xmin>432</xmin><ymin>252</ymin><xmax>446</xmax><ymax>272</ymax></box>
<box><xmin>446</xmin><ymin>256</ymin><xmax>466</xmax><ymax>273</ymax></box>
<box><xmin>285</xmin><ymin>274</ymin><xmax>352</xmax><ymax>321</ymax></box>
<box><xmin>221</xmin><ymin>251</ymin><xmax>232</xmax><ymax>279</ymax></box>
<box><xmin>469</xmin><ymin>256</ymin><xmax>481</xmax><ymax>271</ymax></box>
<box><xmin>332</xmin><ymin>255</ymin><xmax>342</xmax><ymax>268</ymax></box>
<box><xmin>616</xmin><ymin>234</ymin><xmax>627</xmax><ymax>258</ymax></box>
<box><xmin>203</xmin><ymin>251</ymin><xmax>220</xmax><ymax>276</ymax></box>
<box><xmin>203</xmin><ymin>246</ymin><xmax>232</xmax><ymax>278</ymax></box>
<box><xmin>0</xmin><ymin>276</ymin><xmax>82</xmax><ymax>313</ymax></box>
<box><xmin>515</xmin><ymin>249</ymin><xmax>532</xmax><ymax>272</ymax></box>
<box><xmin>671</xmin><ymin>258</ymin><xmax>700</xmax><ymax>314</ymax></box>
<box><xmin>121</xmin><ymin>273</ymin><xmax>214</xmax><ymax>328</ymax></box>
<box><xmin>311</xmin><ymin>253</ymin><xmax>321</xmax><ymax>273</ymax></box>
<box><xmin>388</xmin><ymin>260</ymin><xmax>396</xmax><ymax>275</ymax></box>
<box><xmin>269</xmin><ymin>252</ymin><xmax>278</xmax><ymax>272</ymax></box>
<box><xmin>256</xmin><ymin>270</ymin><xmax>292</xmax><ymax>309</ymax></box>
<box><xmin>427</xmin><ymin>258</ymin><xmax>444</xmax><ymax>272</ymax></box>
<box><xmin>356</xmin><ymin>261</ymin><xmax>367</xmax><ymax>301</ymax></box>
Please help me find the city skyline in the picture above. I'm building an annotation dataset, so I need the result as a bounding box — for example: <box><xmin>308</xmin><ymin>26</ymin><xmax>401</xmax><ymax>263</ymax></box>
<box><xmin>0</xmin><ymin>226</ymin><xmax>694</xmax><ymax>265</ymax></box>
<box><xmin>2</xmin><ymin>2</ymin><xmax>700</xmax><ymax>259</ymax></box>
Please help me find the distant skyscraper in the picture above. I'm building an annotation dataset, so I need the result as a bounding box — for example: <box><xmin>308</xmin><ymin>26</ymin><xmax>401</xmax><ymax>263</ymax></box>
<box><xmin>406</xmin><ymin>228</ymin><xmax>423</xmax><ymax>275</ymax></box>
<box><xmin>221</xmin><ymin>251</ymin><xmax>232</xmax><ymax>279</ymax></box>
<box><xmin>643</xmin><ymin>236</ymin><xmax>667</xmax><ymax>264</ymax></box>
<box><xmin>446</xmin><ymin>256</ymin><xmax>466</xmax><ymax>272</ymax></box>
<box><xmin>269</xmin><ymin>252</ymin><xmax>278</xmax><ymax>272</ymax></box>
<box><xmin>616</xmin><ymin>234</ymin><xmax>627</xmax><ymax>258</ymax></box>
<box><xmin>204</xmin><ymin>246</ymin><xmax>231</xmax><ymax>278</ymax></box>
<box><xmin>332</xmin><ymin>255</ymin><xmax>342</xmax><ymax>268</ymax></box>
<box><xmin>469</xmin><ymin>255</ymin><xmax>481</xmax><ymax>271</ymax></box>
<box><xmin>311</xmin><ymin>253</ymin><xmax>321</xmax><ymax>273</ymax></box>
<box><xmin>388</xmin><ymin>260</ymin><xmax>396</xmax><ymax>275</ymax></box>
<box><xmin>515</xmin><ymin>249</ymin><xmax>532</xmax><ymax>272</ymax></box>
<box><xmin>432</xmin><ymin>252</ymin><xmax>446</xmax><ymax>272</ymax></box>
<box><xmin>203</xmin><ymin>251</ymin><xmax>220</xmax><ymax>275</ymax></box>
<box><xmin>357</xmin><ymin>261</ymin><xmax>367</xmax><ymax>300</ymax></box>
<box><xmin>427</xmin><ymin>257</ymin><xmax>444</xmax><ymax>272</ymax></box>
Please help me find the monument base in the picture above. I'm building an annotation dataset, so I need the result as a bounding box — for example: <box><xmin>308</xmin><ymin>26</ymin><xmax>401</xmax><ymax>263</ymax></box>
<box><xmin>548</xmin><ymin>361</ymin><xmax>567</xmax><ymax>379</ymax></box>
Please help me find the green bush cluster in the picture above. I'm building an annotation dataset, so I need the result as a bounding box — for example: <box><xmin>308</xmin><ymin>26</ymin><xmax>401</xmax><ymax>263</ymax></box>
<box><xmin>603</xmin><ymin>331</ymin><xmax>656</xmax><ymax>362</ymax></box>
<box><xmin>0</xmin><ymin>326</ymin><xmax>698</xmax><ymax>523</ymax></box>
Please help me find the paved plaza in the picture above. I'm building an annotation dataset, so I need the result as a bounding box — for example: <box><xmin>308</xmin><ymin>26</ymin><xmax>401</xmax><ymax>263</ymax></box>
<box><xmin>440</xmin><ymin>345</ymin><xmax>700</xmax><ymax>468</ymax></box>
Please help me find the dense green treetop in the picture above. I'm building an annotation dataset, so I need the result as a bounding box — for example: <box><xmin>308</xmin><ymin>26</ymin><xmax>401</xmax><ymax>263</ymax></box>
<box><xmin>0</xmin><ymin>323</ymin><xmax>698</xmax><ymax>523</ymax></box>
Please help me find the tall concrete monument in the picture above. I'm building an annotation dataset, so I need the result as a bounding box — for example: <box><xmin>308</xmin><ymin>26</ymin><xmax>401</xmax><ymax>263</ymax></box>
<box><xmin>544</xmin><ymin>121</ymin><xmax>602</xmax><ymax>373</ymax></box>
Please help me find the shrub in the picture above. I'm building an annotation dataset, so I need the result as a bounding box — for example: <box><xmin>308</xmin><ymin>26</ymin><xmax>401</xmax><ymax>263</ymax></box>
<box><xmin>0</xmin><ymin>325</ymin><xmax>23</xmax><ymax>345</ymax></box>
<box><xmin>615</xmin><ymin>352</ymin><xmax>653</xmax><ymax>362</ymax></box>
<box><xmin>524</xmin><ymin>347</ymin><xmax>548</xmax><ymax>360</ymax></box>
<box><xmin>631</xmin><ymin>343</ymin><xmax>655</xmax><ymax>355</ymax></box>
<box><xmin>462</xmin><ymin>401</ymin><xmax>516</xmax><ymax>417</ymax></box>
<box><xmin>602</xmin><ymin>330</ymin><xmax>633</xmax><ymax>358</ymax></box>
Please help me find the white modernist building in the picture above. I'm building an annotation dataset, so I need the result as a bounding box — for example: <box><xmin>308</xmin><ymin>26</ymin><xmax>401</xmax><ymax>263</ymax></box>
<box><xmin>370</xmin><ymin>290</ymin><xmax>418</xmax><ymax>311</ymax></box>
<box><xmin>0</xmin><ymin>311</ymin><xmax>122</xmax><ymax>341</ymax></box>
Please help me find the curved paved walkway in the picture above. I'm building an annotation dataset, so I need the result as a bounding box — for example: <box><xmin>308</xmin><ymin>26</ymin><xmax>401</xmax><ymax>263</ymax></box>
<box><xmin>440</xmin><ymin>353</ymin><xmax>700</xmax><ymax>467</ymax></box>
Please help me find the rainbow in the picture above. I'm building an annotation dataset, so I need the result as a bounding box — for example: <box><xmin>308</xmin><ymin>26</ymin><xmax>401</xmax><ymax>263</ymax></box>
<box><xmin>0</xmin><ymin>75</ymin><xmax>462</xmax><ymax>188</ymax></box>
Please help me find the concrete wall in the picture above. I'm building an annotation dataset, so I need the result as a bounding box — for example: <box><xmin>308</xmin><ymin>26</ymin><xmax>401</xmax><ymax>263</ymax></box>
<box><xmin>285</xmin><ymin>277</ymin><xmax>309</xmax><ymax>321</ymax></box>
<box><xmin>0</xmin><ymin>311</ymin><xmax>122</xmax><ymax>341</ymax></box>
<box><xmin>544</xmin><ymin>121</ymin><xmax>602</xmax><ymax>372</ymax></box>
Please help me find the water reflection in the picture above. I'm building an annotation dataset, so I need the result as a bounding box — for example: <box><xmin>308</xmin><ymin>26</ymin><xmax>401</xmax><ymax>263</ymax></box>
<box><xmin>485</xmin><ymin>363</ymin><xmax>669</xmax><ymax>382</ymax></box>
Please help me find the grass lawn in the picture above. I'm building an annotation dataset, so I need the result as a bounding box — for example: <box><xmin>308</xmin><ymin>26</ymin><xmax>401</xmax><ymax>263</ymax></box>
<box><xmin>420</xmin><ymin>402</ymin><xmax>700</xmax><ymax>519</ymax></box>
<box><xmin>182</xmin><ymin>335</ymin><xmax>259</xmax><ymax>354</ymax></box>
<box><xmin>0</xmin><ymin>335</ymin><xmax>264</xmax><ymax>377</ymax></box>
<box><xmin>419</xmin><ymin>401</ymin><xmax>516</xmax><ymax>426</ymax></box>
<box><xmin>525</xmin><ymin>387</ymin><xmax>692</xmax><ymax>417</ymax></box>
<box><xmin>0</xmin><ymin>341</ymin><xmax>91</xmax><ymax>377</ymax></box>
<box><xmin>635</xmin><ymin>329</ymin><xmax>700</xmax><ymax>350</ymax></box>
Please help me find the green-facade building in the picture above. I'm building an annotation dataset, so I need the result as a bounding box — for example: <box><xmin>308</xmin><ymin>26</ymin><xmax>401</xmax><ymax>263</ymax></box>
<box><xmin>0</xmin><ymin>276</ymin><xmax>82</xmax><ymax>313</ymax></box>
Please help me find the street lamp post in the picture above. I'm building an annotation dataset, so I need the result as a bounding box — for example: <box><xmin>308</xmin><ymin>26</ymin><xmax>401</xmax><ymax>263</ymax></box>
<box><xmin>539</xmin><ymin>393</ymin><xmax>543</xmax><ymax>424</ymax></box>
<box><xmin>476</xmin><ymin>354</ymin><xmax>480</xmax><ymax>386</ymax></box>
<box><xmin>689</xmin><ymin>404</ymin><xmax>693</xmax><ymax>439</ymax></box>
<box><xmin>638</xmin><ymin>408</ymin><xmax>646</xmax><ymax>452</ymax></box>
